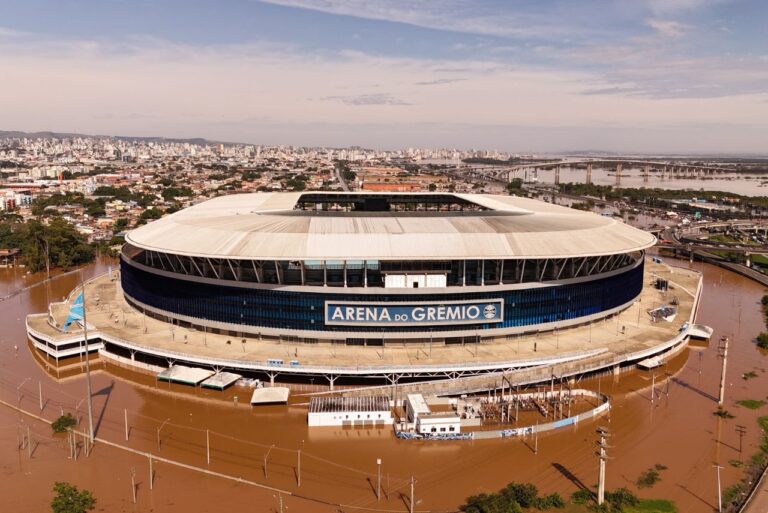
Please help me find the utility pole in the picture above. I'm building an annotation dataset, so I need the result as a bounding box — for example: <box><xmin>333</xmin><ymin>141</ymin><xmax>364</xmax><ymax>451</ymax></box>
<box><xmin>718</xmin><ymin>336</ymin><xmax>729</xmax><ymax>405</ymax></box>
<box><xmin>714</xmin><ymin>464</ymin><xmax>723</xmax><ymax>513</ymax></box>
<box><xmin>130</xmin><ymin>467</ymin><xmax>137</xmax><ymax>504</ymax></box>
<box><xmin>410</xmin><ymin>476</ymin><xmax>415</xmax><ymax>513</ymax></box>
<box><xmin>264</xmin><ymin>444</ymin><xmax>275</xmax><ymax>479</ymax></box>
<box><xmin>81</xmin><ymin>272</ymin><xmax>95</xmax><ymax>444</ymax></box>
<box><xmin>736</xmin><ymin>425</ymin><xmax>746</xmax><ymax>456</ymax></box>
<box><xmin>596</xmin><ymin>426</ymin><xmax>611</xmax><ymax>506</ymax></box>
<box><xmin>377</xmin><ymin>458</ymin><xmax>382</xmax><ymax>501</ymax></box>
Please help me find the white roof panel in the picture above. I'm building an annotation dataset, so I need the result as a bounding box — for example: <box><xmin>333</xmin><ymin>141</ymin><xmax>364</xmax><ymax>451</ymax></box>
<box><xmin>126</xmin><ymin>192</ymin><xmax>656</xmax><ymax>260</ymax></box>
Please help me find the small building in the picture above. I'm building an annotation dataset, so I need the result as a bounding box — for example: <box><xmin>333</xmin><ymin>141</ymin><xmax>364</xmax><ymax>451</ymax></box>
<box><xmin>416</xmin><ymin>412</ymin><xmax>461</xmax><ymax>435</ymax></box>
<box><xmin>405</xmin><ymin>393</ymin><xmax>461</xmax><ymax>435</ymax></box>
<box><xmin>405</xmin><ymin>394</ymin><xmax>431</xmax><ymax>423</ymax></box>
<box><xmin>308</xmin><ymin>396</ymin><xmax>392</xmax><ymax>427</ymax></box>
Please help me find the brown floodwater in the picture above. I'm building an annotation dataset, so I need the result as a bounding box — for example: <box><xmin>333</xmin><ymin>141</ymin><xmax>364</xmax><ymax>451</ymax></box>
<box><xmin>1</xmin><ymin>257</ymin><xmax>767</xmax><ymax>512</ymax></box>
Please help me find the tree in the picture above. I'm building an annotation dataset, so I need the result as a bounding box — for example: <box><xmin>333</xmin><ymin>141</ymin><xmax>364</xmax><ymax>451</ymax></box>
<box><xmin>428</xmin><ymin>183</ymin><xmax>437</xmax><ymax>192</ymax></box>
<box><xmin>506</xmin><ymin>179</ymin><xmax>524</xmax><ymax>194</ymax></box>
<box><xmin>21</xmin><ymin>219</ymin><xmax>94</xmax><ymax>273</ymax></box>
<box><xmin>113</xmin><ymin>218</ymin><xmax>129</xmax><ymax>232</ymax></box>
<box><xmin>51</xmin><ymin>414</ymin><xmax>77</xmax><ymax>433</ymax></box>
<box><xmin>51</xmin><ymin>482</ymin><xmax>95</xmax><ymax>513</ymax></box>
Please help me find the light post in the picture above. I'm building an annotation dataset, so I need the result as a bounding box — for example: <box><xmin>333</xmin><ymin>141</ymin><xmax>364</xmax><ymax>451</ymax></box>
<box><xmin>297</xmin><ymin>439</ymin><xmax>304</xmax><ymax>487</ymax></box>
<box><xmin>714</xmin><ymin>464</ymin><xmax>723</xmax><ymax>513</ymax></box>
<box><xmin>156</xmin><ymin>418</ymin><xmax>171</xmax><ymax>451</ymax></box>
<box><xmin>16</xmin><ymin>377</ymin><xmax>31</xmax><ymax>403</ymax></box>
<box><xmin>80</xmin><ymin>271</ymin><xmax>95</xmax><ymax>444</ymax></box>
<box><xmin>377</xmin><ymin>458</ymin><xmax>382</xmax><ymax>501</ymax></box>
<box><xmin>264</xmin><ymin>444</ymin><xmax>275</xmax><ymax>479</ymax></box>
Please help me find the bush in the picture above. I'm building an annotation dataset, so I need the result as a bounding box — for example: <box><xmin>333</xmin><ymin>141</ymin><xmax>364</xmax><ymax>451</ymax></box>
<box><xmin>636</xmin><ymin>468</ymin><xmax>661</xmax><ymax>489</ymax></box>
<box><xmin>714</xmin><ymin>407</ymin><xmax>735</xmax><ymax>419</ymax></box>
<box><xmin>571</xmin><ymin>488</ymin><xmax>594</xmax><ymax>505</ymax></box>
<box><xmin>605</xmin><ymin>487</ymin><xmax>640</xmax><ymax>509</ymax></box>
<box><xmin>501</xmin><ymin>482</ymin><xmax>538</xmax><ymax>508</ymax></box>
<box><xmin>757</xmin><ymin>333</ymin><xmax>768</xmax><ymax>349</ymax></box>
<box><xmin>535</xmin><ymin>492</ymin><xmax>566</xmax><ymax>509</ymax></box>
<box><xmin>51</xmin><ymin>414</ymin><xmax>77</xmax><ymax>433</ymax></box>
<box><xmin>51</xmin><ymin>482</ymin><xmax>95</xmax><ymax>513</ymax></box>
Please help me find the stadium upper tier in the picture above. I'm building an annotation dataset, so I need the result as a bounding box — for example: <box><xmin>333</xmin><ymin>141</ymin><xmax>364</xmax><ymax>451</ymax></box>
<box><xmin>125</xmin><ymin>192</ymin><xmax>656</xmax><ymax>260</ymax></box>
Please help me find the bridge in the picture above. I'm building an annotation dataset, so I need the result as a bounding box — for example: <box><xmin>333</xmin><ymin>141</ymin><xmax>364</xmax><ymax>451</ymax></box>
<box><xmin>656</xmin><ymin>221</ymin><xmax>768</xmax><ymax>287</ymax></box>
<box><xmin>454</xmin><ymin>158</ymin><xmax>737</xmax><ymax>186</ymax></box>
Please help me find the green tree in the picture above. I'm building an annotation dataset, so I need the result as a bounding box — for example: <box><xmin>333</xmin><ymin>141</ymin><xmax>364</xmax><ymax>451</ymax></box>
<box><xmin>113</xmin><ymin>218</ymin><xmax>129</xmax><ymax>232</ymax></box>
<box><xmin>21</xmin><ymin>219</ymin><xmax>94</xmax><ymax>273</ymax></box>
<box><xmin>51</xmin><ymin>482</ymin><xmax>95</xmax><ymax>513</ymax></box>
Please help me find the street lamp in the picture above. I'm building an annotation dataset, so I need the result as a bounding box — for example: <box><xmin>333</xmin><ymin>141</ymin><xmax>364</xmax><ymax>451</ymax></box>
<box><xmin>16</xmin><ymin>377</ymin><xmax>31</xmax><ymax>403</ymax></box>
<box><xmin>264</xmin><ymin>444</ymin><xmax>275</xmax><ymax>478</ymax></box>
<box><xmin>156</xmin><ymin>418</ymin><xmax>171</xmax><ymax>451</ymax></box>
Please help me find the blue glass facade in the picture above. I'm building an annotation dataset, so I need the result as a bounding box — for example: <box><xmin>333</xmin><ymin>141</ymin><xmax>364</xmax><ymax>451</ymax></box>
<box><xmin>121</xmin><ymin>258</ymin><xmax>644</xmax><ymax>334</ymax></box>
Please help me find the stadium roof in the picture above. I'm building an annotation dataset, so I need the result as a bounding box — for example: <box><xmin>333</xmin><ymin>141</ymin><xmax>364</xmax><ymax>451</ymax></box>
<box><xmin>125</xmin><ymin>192</ymin><xmax>656</xmax><ymax>260</ymax></box>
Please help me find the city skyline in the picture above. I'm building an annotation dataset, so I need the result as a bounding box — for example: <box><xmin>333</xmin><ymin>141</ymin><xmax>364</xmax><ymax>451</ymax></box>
<box><xmin>1</xmin><ymin>0</ymin><xmax>767</xmax><ymax>153</ymax></box>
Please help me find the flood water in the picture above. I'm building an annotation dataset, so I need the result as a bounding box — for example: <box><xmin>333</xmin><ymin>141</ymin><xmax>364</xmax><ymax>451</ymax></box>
<box><xmin>1</xmin><ymin>257</ymin><xmax>767</xmax><ymax>512</ymax></box>
<box><xmin>521</xmin><ymin>167</ymin><xmax>768</xmax><ymax>197</ymax></box>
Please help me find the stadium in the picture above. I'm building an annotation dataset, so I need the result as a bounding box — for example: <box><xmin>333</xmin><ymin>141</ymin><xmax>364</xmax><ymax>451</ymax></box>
<box><xmin>120</xmin><ymin>192</ymin><xmax>655</xmax><ymax>343</ymax></box>
<box><xmin>28</xmin><ymin>191</ymin><xmax>710</xmax><ymax>387</ymax></box>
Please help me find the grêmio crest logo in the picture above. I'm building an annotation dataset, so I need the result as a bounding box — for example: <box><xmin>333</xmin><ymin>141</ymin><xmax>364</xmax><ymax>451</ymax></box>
<box><xmin>325</xmin><ymin>299</ymin><xmax>503</xmax><ymax>326</ymax></box>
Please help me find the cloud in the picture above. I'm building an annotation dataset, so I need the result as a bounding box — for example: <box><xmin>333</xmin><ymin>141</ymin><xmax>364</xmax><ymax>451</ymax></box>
<box><xmin>645</xmin><ymin>18</ymin><xmax>688</xmax><ymax>38</ymax></box>
<box><xmin>644</xmin><ymin>0</ymin><xmax>730</xmax><ymax>16</ymax></box>
<box><xmin>320</xmin><ymin>93</ymin><xmax>412</xmax><ymax>106</ymax></box>
<box><xmin>414</xmin><ymin>78</ymin><xmax>466</xmax><ymax>86</ymax></box>
<box><xmin>0</xmin><ymin>26</ymin><xmax>766</xmax><ymax>152</ymax></box>
<box><xmin>257</xmin><ymin>0</ymin><xmax>607</xmax><ymax>40</ymax></box>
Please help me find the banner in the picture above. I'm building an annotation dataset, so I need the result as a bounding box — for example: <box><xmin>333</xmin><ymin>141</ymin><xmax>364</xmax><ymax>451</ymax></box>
<box><xmin>325</xmin><ymin>299</ymin><xmax>503</xmax><ymax>327</ymax></box>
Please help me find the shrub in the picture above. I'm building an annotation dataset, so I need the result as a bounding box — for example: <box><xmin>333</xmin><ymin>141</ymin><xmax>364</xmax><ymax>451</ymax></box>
<box><xmin>51</xmin><ymin>414</ymin><xmax>77</xmax><ymax>434</ymax></box>
<box><xmin>714</xmin><ymin>407</ymin><xmax>735</xmax><ymax>419</ymax></box>
<box><xmin>636</xmin><ymin>468</ymin><xmax>661</xmax><ymax>489</ymax></box>
<box><xmin>571</xmin><ymin>488</ymin><xmax>594</xmax><ymax>505</ymax></box>
<box><xmin>605</xmin><ymin>487</ymin><xmax>640</xmax><ymax>509</ymax></box>
<box><xmin>51</xmin><ymin>482</ymin><xmax>95</xmax><ymax>513</ymax></box>
<box><xmin>501</xmin><ymin>482</ymin><xmax>538</xmax><ymax>508</ymax></box>
<box><xmin>757</xmin><ymin>333</ymin><xmax>768</xmax><ymax>349</ymax></box>
<box><xmin>535</xmin><ymin>492</ymin><xmax>566</xmax><ymax>509</ymax></box>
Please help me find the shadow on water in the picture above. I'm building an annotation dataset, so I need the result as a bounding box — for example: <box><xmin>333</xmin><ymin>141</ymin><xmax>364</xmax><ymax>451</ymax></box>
<box><xmin>552</xmin><ymin>462</ymin><xmax>590</xmax><ymax>492</ymax></box>
<box><xmin>671</xmin><ymin>377</ymin><xmax>718</xmax><ymax>403</ymax></box>
<box><xmin>93</xmin><ymin>381</ymin><xmax>114</xmax><ymax>437</ymax></box>
<box><xmin>676</xmin><ymin>483</ymin><xmax>716</xmax><ymax>511</ymax></box>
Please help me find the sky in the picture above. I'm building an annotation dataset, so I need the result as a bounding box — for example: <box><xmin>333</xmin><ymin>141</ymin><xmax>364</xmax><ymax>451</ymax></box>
<box><xmin>0</xmin><ymin>0</ymin><xmax>766</xmax><ymax>153</ymax></box>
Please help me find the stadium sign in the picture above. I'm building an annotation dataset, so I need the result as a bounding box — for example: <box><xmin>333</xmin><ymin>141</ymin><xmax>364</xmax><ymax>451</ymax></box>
<box><xmin>325</xmin><ymin>299</ymin><xmax>503</xmax><ymax>327</ymax></box>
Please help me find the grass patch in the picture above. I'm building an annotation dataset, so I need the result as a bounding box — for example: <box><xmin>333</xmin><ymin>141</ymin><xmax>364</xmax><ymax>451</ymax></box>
<box><xmin>742</xmin><ymin>371</ymin><xmax>759</xmax><ymax>380</ymax></box>
<box><xmin>729</xmin><ymin>459</ymin><xmax>744</xmax><ymax>468</ymax></box>
<box><xmin>714</xmin><ymin>407</ymin><xmax>735</xmax><ymax>419</ymax></box>
<box><xmin>737</xmin><ymin>399</ymin><xmax>766</xmax><ymax>410</ymax></box>
<box><xmin>723</xmin><ymin>484</ymin><xmax>744</xmax><ymax>505</ymax></box>
<box><xmin>625</xmin><ymin>499</ymin><xmax>677</xmax><ymax>513</ymax></box>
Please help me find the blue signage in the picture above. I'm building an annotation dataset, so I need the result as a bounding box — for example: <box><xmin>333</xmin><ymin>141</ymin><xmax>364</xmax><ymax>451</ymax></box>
<box><xmin>325</xmin><ymin>299</ymin><xmax>504</xmax><ymax>327</ymax></box>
